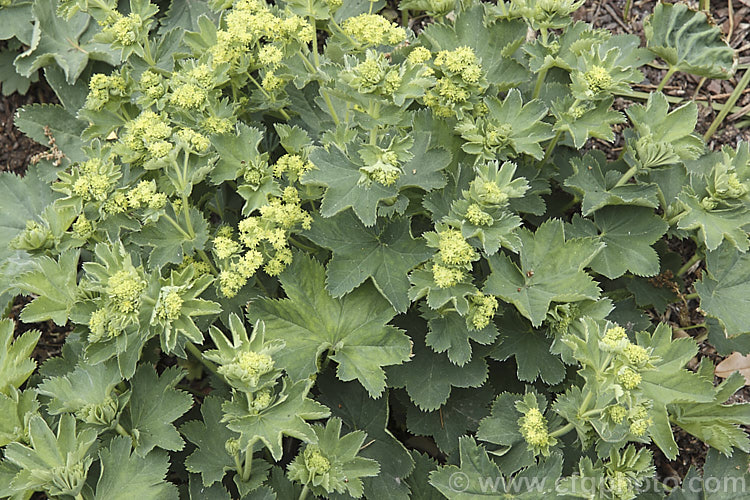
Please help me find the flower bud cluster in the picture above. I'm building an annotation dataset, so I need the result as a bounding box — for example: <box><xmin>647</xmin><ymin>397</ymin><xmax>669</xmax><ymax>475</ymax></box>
<box><xmin>341</xmin><ymin>13</ymin><xmax>406</xmax><ymax>48</ymax></box>
<box><xmin>101</xmin><ymin>12</ymin><xmax>144</xmax><ymax>47</ymax></box>
<box><xmin>85</xmin><ymin>72</ymin><xmax>127</xmax><ymax>111</ymax></box>
<box><xmin>215</xmin><ymin>188</ymin><xmax>312</xmax><ymax>297</ymax></box>
<box><xmin>155</xmin><ymin>288</ymin><xmax>184</xmax><ymax>322</ymax></box>
<box><xmin>426</xmin><ymin>228</ymin><xmax>478</xmax><ymax>288</ymax></box>
<box><xmin>423</xmin><ymin>46</ymin><xmax>485</xmax><ymax>117</ymax></box>
<box><xmin>212</xmin><ymin>0</ymin><xmax>312</xmax><ymax>73</ymax></box>
<box><xmin>517</xmin><ymin>405</ymin><xmax>557</xmax><ymax>456</ymax></box>
<box><xmin>272</xmin><ymin>154</ymin><xmax>313</xmax><ymax>181</ymax></box>
<box><xmin>104</xmin><ymin>180</ymin><xmax>167</xmax><ymax>215</ymax></box>
<box><xmin>466</xmin><ymin>292</ymin><xmax>498</xmax><ymax>330</ymax></box>
<box><xmin>10</xmin><ymin>220</ymin><xmax>54</xmax><ymax>252</ymax></box>
<box><xmin>55</xmin><ymin>158</ymin><xmax>121</xmax><ymax>204</ymax></box>
<box><xmin>75</xmin><ymin>396</ymin><xmax>119</xmax><ymax>427</ymax></box>
<box><xmin>599</xmin><ymin>325</ymin><xmax>653</xmax><ymax>393</ymax></box>
<box><xmin>120</xmin><ymin>110</ymin><xmax>173</xmax><ymax>163</ymax></box>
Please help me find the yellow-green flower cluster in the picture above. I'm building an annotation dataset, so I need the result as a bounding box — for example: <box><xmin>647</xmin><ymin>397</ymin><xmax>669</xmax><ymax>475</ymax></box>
<box><xmin>601</xmin><ymin>325</ymin><xmax>628</xmax><ymax>351</ymax></box>
<box><xmin>518</xmin><ymin>407</ymin><xmax>556</xmax><ymax>453</ymax></box>
<box><xmin>407</xmin><ymin>47</ymin><xmax>432</xmax><ymax>65</ymax></box>
<box><xmin>102</xmin><ymin>12</ymin><xmax>143</xmax><ymax>46</ymax></box>
<box><xmin>168</xmin><ymin>63</ymin><xmax>216</xmax><ymax>110</ymax></box>
<box><xmin>628</xmin><ymin>406</ymin><xmax>652</xmax><ymax>437</ymax></box>
<box><xmin>176</xmin><ymin>128</ymin><xmax>210</xmax><ymax>153</ymax></box>
<box><xmin>423</xmin><ymin>46</ymin><xmax>485</xmax><ymax>118</ymax></box>
<box><xmin>583</xmin><ymin>65</ymin><xmax>614</xmax><ymax>94</ymax></box>
<box><xmin>304</xmin><ymin>446</ymin><xmax>331</xmax><ymax>474</ymax></box>
<box><xmin>211</xmin><ymin>0</ymin><xmax>312</xmax><ymax>68</ymax></box>
<box><xmin>617</xmin><ymin>367</ymin><xmax>642</xmax><ymax>390</ymax></box>
<box><xmin>216</xmin><ymin>188</ymin><xmax>312</xmax><ymax>296</ymax></box>
<box><xmin>342</xmin><ymin>14</ymin><xmax>406</xmax><ymax>48</ymax></box>
<box><xmin>69</xmin><ymin>158</ymin><xmax>119</xmax><ymax>202</ymax></box>
<box><xmin>608</xmin><ymin>405</ymin><xmax>627</xmax><ymax>424</ymax></box>
<box><xmin>121</xmin><ymin>110</ymin><xmax>172</xmax><ymax>160</ymax></box>
<box><xmin>107</xmin><ymin>268</ymin><xmax>147</xmax><ymax>314</ymax></box>
<box><xmin>85</xmin><ymin>73</ymin><xmax>127</xmax><ymax>111</ymax></box>
<box><xmin>139</xmin><ymin>70</ymin><xmax>165</xmax><ymax>100</ymax></box>
<box><xmin>467</xmin><ymin>292</ymin><xmax>498</xmax><ymax>329</ymax></box>
<box><xmin>72</xmin><ymin>215</ymin><xmax>94</xmax><ymax>240</ymax></box>
<box><xmin>155</xmin><ymin>289</ymin><xmax>184</xmax><ymax>321</ymax></box>
<box><xmin>272</xmin><ymin>154</ymin><xmax>313</xmax><ymax>179</ymax></box>
<box><xmin>465</xmin><ymin>203</ymin><xmax>494</xmax><ymax>226</ymax></box>
<box><xmin>430</xmin><ymin>229</ymin><xmax>478</xmax><ymax>288</ymax></box>
<box><xmin>218</xmin><ymin>350</ymin><xmax>275</xmax><ymax>388</ymax></box>
<box><xmin>104</xmin><ymin>180</ymin><xmax>167</xmax><ymax>214</ymax></box>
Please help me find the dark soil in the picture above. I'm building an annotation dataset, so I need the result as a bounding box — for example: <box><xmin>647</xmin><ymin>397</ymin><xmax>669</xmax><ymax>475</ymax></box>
<box><xmin>4</xmin><ymin>0</ymin><xmax>749</xmax><ymax>492</ymax></box>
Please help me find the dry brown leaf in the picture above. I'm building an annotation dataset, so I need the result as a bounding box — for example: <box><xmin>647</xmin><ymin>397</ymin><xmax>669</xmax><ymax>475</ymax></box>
<box><xmin>715</xmin><ymin>352</ymin><xmax>750</xmax><ymax>385</ymax></box>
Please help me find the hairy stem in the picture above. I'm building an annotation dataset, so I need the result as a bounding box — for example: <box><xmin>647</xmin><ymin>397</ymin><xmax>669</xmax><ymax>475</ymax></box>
<box><xmin>677</xmin><ymin>254</ymin><xmax>701</xmax><ymax>277</ymax></box>
<box><xmin>613</xmin><ymin>165</ymin><xmax>639</xmax><ymax>188</ymax></box>
<box><xmin>115</xmin><ymin>423</ymin><xmax>131</xmax><ymax>439</ymax></box>
<box><xmin>185</xmin><ymin>341</ymin><xmax>222</xmax><ymax>379</ymax></box>
<box><xmin>532</xmin><ymin>67</ymin><xmax>548</xmax><ymax>100</ymax></box>
<box><xmin>656</xmin><ymin>67</ymin><xmax>676</xmax><ymax>92</ymax></box>
<box><xmin>242</xmin><ymin>445</ymin><xmax>253</xmax><ymax>482</ymax></box>
<box><xmin>704</xmin><ymin>67</ymin><xmax>750</xmax><ymax>141</ymax></box>
<box><xmin>299</xmin><ymin>485</ymin><xmax>310</xmax><ymax>500</ymax></box>
<box><xmin>538</xmin><ymin>129</ymin><xmax>562</xmax><ymax>168</ymax></box>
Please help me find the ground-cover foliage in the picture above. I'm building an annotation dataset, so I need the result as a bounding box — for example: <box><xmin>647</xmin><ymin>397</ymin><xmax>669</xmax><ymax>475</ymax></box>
<box><xmin>1</xmin><ymin>0</ymin><xmax>750</xmax><ymax>498</ymax></box>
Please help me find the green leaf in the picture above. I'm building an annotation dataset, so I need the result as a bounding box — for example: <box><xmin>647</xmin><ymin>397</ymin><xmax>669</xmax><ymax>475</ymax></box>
<box><xmin>0</xmin><ymin>319</ymin><xmax>39</xmax><ymax>395</ymax></box>
<box><xmin>484</xmin><ymin>219</ymin><xmax>604</xmax><ymax>327</ymax></box>
<box><xmin>0</xmin><ymin>3</ymin><xmax>34</xmax><ymax>43</ymax></box>
<box><xmin>491</xmin><ymin>309</ymin><xmax>565</xmax><ymax>385</ymax></box>
<box><xmin>305</xmin><ymin>212</ymin><xmax>432</xmax><ymax>312</ymax></box>
<box><xmin>645</xmin><ymin>2</ymin><xmax>736</xmax><ymax>79</ymax></box>
<box><xmin>122</xmin><ymin>365</ymin><xmax>193</xmax><ymax>457</ymax></box>
<box><xmin>181</xmin><ymin>395</ymin><xmax>237</xmax><ymax>487</ymax></box>
<box><xmin>670</xmin><ymin>363</ymin><xmax>750</xmax><ymax>455</ymax></box>
<box><xmin>388</xmin><ymin>326</ymin><xmax>488</xmax><ymax>411</ymax></box>
<box><xmin>423</xmin><ymin>308</ymin><xmax>498</xmax><ymax>366</ymax></box>
<box><xmin>667</xmin><ymin>449</ymin><xmax>750</xmax><ymax>499</ymax></box>
<box><xmin>305</xmin><ymin>143</ymin><xmax>396</xmax><ymax>226</ymax></box>
<box><xmin>248</xmin><ymin>253</ymin><xmax>411</xmax><ymax>397</ymax></box>
<box><xmin>15</xmin><ymin>1</ymin><xmax>118</xmax><ymax>83</ymax></box>
<box><xmin>94</xmin><ymin>436</ymin><xmax>178</xmax><ymax>500</ymax></box>
<box><xmin>14</xmin><ymin>103</ymin><xmax>87</xmax><ymax>163</ymax></box>
<box><xmin>636</xmin><ymin>323</ymin><xmax>716</xmax><ymax>459</ymax></box>
<box><xmin>429</xmin><ymin>436</ymin><xmax>503</xmax><ymax>498</ymax></box>
<box><xmin>287</xmin><ymin>418</ymin><xmax>380</xmax><ymax>499</ymax></box>
<box><xmin>14</xmin><ymin>249</ymin><xmax>79</xmax><ymax>326</ymax></box>
<box><xmin>317</xmin><ymin>372</ymin><xmax>413</xmax><ymax>500</ymax></box>
<box><xmin>405</xmin><ymin>386</ymin><xmax>493</xmax><ymax>455</ymax></box>
<box><xmin>551</xmin><ymin>97</ymin><xmax>626</xmax><ymax>149</ymax></box>
<box><xmin>695</xmin><ymin>243</ymin><xmax>750</xmax><ymax>336</ymax></box>
<box><xmin>129</xmin><ymin>206</ymin><xmax>209</xmax><ymax>268</ymax></box>
<box><xmin>0</xmin><ymin>388</ymin><xmax>39</xmax><ymax>447</ymax></box>
<box><xmin>4</xmin><ymin>414</ymin><xmax>97</xmax><ymax>498</ymax></box>
<box><xmin>567</xmin><ymin>207</ymin><xmax>668</xmax><ymax>279</ymax></box>
<box><xmin>188</xmin><ymin>474</ymin><xmax>232</xmax><ymax>500</ymax></box>
<box><xmin>676</xmin><ymin>193</ymin><xmax>750</xmax><ymax>252</ymax></box>
<box><xmin>37</xmin><ymin>358</ymin><xmax>124</xmax><ymax>425</ymax></box>
<box><xmin>420</xmin><ymin>4</ymin><xmax>528</xmax><ymax>87</ymax></box>
<box><xmin>222</xmin><ymin>378</ymin><xmax>330</xmax><ymax>461</ymax></box>
<box><xmin>564</xmin><ymin>151</ymin><xmax>661</xmax><ymax>216</ymax></box>
<box><xmin>304</xmin><ymin>125</ymin><xmax>450</xmax><ymax>226</ymax></box>
<box><xmin>158</xmin><ymin>0</ymin><xmax>215</xmax><ymax>33</ymax></box>
<box><xmin>210</xmin><ymin>123</ymin><xmax>265</xmax><ymax>184</ymax></box>
<box><xmin>405</xmin><ymin>451</ymin><xmax>441</xmax><ymax>500</ymax></box>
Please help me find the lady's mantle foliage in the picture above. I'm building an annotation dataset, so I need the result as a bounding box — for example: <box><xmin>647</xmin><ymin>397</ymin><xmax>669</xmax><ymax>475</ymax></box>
<box><xmin>0</xmin><ymin>0</ymin><xmax>749</xmax><ymax>498</ymax></box>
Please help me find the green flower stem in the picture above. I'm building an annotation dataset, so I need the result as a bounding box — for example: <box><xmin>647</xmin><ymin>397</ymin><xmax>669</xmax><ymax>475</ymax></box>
<box><xmin>309</xmin><ymin>14</ymin><xmax>320</xmax><ymax>68</ymax></box>
<box><xmin>185</xmin><ymin>341</ymin><xmax>223</xmax><ymax>380</ymax></box>
<box><xmin>242</xmin><ymin>445</ymin><xmax>253</xmax><ymax>482</ymax></box>
<box><xmin>197</xmin><ymin>250</ymin><xmax>219</xmax><ymax>275</ymax></box>
<box><xmin>289</xmin><ymin>236</ymin><xmax>319</xmax><ymax>253</ymax></box>
<box><xmin>613</xmin><ymin>165</ymin><xmax>639</xmax><ymax>188</ymax></box>
<box><xmin>677</xmin><ymin>253</ymin><xmax>701</xmax><ymax>277</ymax></box>
<box><xmin>549</xmin><ymin>422</ymin><xmax>575</xmax><ymax>438</ymax></box>
<box><xmin>76</xmin><ymin>494</ymin><xmax>84</xmax><ymax>500</ymax></box>
<box><xmin>246</xmin><ymin>73</ymin><xmax>292</xmax><ymax>121</ymax></box>
<box><xmin>538</xmin><ymin>129</ymin><xmax>562</xmax><ymax>168</ymax></box>
<box><xmin>162</xmin><ymin>213</ymin><xmax>192</xmax><ymax>240</ymax></box>
<box><xmin>532</xmin><ymin>67</ymin><xmax>548</xmax><ymax>99</ymax></box>
<box><xmin>655</xmin><ymin>66</ymin><xmax>677</xmax><ymax>92</ymax></box>
<box><xmin>298</xmin><ymin>49</ymin><xmax>341</xmax><ymax>125</ymax></box>
<box><xmin>550</xmin><ymin>389</ymin><xmax>594</xmax><ymax>438</ymax></box>
<box><xmin>682</xmin><ymin>292</ymin><xmax>699</xmax><ymax>301</ymax></box>
<box><xmin>299</xmin><ymin>484</ymin><xmax>310</xmax><ymax>500</ymax></box>
<box><xmin>233</xmin><ymin>454</ymin><xmax>244</xmax><ymax>478</ymax></box>
<box><xmin>680</xmin><ymin>322</ymin><xmax>707</xmax><ymax>330</ymax></box>
<box><xmin>704</xmin><ymin>67</ymin><xmax>750</xmax><ymax>141</ymax></box>
<box><xmin>141</xmin><ymin>38</ymin><xmax>157</xmax><ymax>67</ymax></box>
<box><xmin>115</xmin><ymin>423</ymin><xmax>131</xmax><ymax>439</ymax></box>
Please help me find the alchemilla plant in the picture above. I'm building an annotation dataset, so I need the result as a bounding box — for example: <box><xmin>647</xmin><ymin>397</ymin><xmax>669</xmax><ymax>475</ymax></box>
<box><xmin>1</xmin><ymin>0</ymin><xmax>749</xmax><ymax>498</ymax></box>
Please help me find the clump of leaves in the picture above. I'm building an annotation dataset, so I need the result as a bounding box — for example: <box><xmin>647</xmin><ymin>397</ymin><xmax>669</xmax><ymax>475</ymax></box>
<box><xmin>1</xmin><ymin>0</ymin><xmax>749</xmax><ymax>498</ymax></box>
